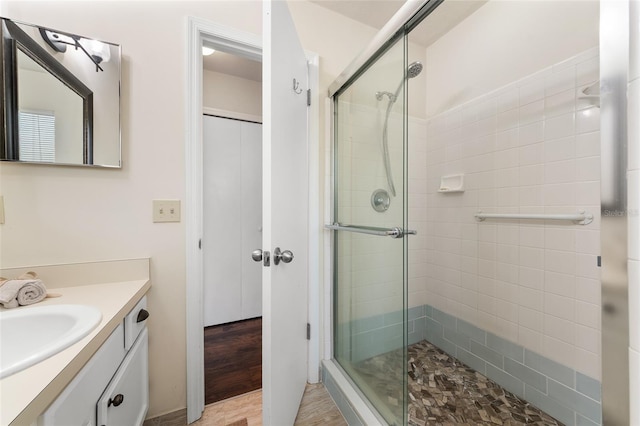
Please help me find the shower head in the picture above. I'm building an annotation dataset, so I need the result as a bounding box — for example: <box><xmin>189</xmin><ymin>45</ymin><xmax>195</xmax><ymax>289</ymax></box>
<box><xmin>375</xmin><ymin>61</ymin><xmax>423</xmax><ymax>102</ymax></box>
<box><xmin>407</xmin><ymin>61</ymin><xmax>422</xmax><ymax>79</ymax></box>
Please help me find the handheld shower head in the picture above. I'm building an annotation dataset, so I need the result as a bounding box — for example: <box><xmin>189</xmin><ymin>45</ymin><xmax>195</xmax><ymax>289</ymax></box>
<box><xmin>376</xmin><ymin>61</ymin><xmax>423</xmax><ymax>199</ymax></box>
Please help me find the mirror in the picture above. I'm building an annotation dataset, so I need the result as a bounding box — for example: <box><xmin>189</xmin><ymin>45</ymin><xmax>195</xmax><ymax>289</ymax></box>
<box><xmin>1</xmin><ymin>18</ymin><xmax>121</xmax><ymax>167</ymax></box>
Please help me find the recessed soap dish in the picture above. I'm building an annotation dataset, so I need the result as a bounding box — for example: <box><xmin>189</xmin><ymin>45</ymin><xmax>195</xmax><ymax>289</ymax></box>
<box><xmin>438</xmin><ymin>174</ymin><xmax>464</xmax><ymax>193</ymax></box>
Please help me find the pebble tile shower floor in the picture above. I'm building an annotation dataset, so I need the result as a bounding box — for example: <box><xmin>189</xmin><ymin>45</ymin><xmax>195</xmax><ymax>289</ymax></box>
<box><xmin>355</xmin><ymin>340</ymin><xmax>562</xmax><ymax>425</ymax></box>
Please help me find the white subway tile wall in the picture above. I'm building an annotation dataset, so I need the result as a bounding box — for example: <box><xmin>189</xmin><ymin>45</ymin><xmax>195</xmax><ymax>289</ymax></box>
<box><xmin>415</xmin><ymin>48</ymin><xmax>602</xmax><ymax>380</ymax></box>
<box><xmin>334</xmin><ymin>97</ymin><xmax>413</xmax><ymax>341</ymax></box>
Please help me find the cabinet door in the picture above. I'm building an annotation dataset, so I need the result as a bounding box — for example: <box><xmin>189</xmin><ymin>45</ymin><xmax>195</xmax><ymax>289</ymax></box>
<box><xmin>38</xmin><ymin>325</ymin><xmax>126</xmax><ymax>426</ymax></box>
<box><xmin>96</xmin><ymin>328</ymin><xmax>149</xmax><ymax>426</ymax></box>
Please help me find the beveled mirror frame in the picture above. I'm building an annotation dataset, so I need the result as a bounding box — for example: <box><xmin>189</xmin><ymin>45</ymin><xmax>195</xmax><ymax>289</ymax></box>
<box><xmin>0</xmin><ymin>18</ymin><xmax>94</xmax><ymax>164</ymax></box>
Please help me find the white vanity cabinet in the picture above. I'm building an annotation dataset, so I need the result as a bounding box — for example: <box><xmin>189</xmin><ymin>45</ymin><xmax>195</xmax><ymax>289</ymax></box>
<box><xmin>38</xmin><ymin>296</ymin><xmax>149</xmax><ymax>426</ymax></box>
<box><xmin>97</xmin><ymin>328</ymin><xmax>148</xmax><ymax>425</ymax></box>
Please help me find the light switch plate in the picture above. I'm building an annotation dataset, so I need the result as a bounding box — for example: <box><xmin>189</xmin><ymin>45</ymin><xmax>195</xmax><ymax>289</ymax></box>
<box><xmin>0</xmin><ymin>196</ymin><xmax>4</xmax><ymax>224</ymax></box>
<box><xmin>153</xmin><ymin>200</ymin><xmax>180</xmax><ymax>223</ymax></box>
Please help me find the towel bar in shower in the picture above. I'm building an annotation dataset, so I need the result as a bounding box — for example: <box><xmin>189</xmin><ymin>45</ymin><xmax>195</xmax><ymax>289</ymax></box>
<box><xmin>325</xmin><ymin>223</ymin><xmax>417</xmax><ymax>238</ymax></box>
<box><xmin>474</xmin><ymin>210</ymin><xmax>593</xmax><ymax>225</ymax></box>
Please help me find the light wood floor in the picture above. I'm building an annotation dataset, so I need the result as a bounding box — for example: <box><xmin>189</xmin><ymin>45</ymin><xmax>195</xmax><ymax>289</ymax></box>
<box><xmin>144</xmin><ymin>383</ymin><xmax>346</xmax><ymax>426</ymax></box>
<box><xmin>294</xmin><ymin>383</ymin><xmax>348</xmax><ymax>426</ymax></box>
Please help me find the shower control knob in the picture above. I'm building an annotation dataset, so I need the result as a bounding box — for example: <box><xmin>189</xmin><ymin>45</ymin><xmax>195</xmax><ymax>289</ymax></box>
<box><xmin>273</xmin><ymin>247</ymin><xmax>294</xmax><ymax>265</ymax></box>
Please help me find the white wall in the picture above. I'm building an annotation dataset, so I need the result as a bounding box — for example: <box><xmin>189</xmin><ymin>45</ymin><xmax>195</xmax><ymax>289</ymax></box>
<box><xmin>0</xmin><ymin>0</ymin><xmax>379</xmax><ymax>419</ymax></box>
<box><xmin>203</xmin><ymin>69</ymin><xmax>262</xmax><ymax>117</ymax></box>
<box><xmin>424</xmin><ymin>0</ymin><xmax>599</xmax><ymax>116</ymax></box>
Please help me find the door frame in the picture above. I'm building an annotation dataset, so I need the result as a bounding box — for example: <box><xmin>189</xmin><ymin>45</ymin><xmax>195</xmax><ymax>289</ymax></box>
<box><xmin>185</xmin><ymin>16</ymin><xmax>320</xmax><ymax>424</ymax></box>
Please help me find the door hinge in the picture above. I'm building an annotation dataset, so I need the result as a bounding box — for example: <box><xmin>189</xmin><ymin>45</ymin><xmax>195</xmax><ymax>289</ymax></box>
<box><xmin>306</xmin><ymin>323</ymin><xmax>311</xmax><ymax>340</ymax></box>
<box><xmin>306</xmin><ymin>89</ymin><xmax>311</xmax><ymax>106</ymax></box>
<box><xmin>198</xmin><ymin>239</ymin><xmax>202</xmax><ymax>249</ymax></box>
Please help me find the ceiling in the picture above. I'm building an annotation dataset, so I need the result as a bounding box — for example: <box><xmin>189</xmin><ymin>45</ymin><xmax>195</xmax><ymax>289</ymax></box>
<box><xmin>311</xmin><ymin>0</ymin><xmax>487</xmax><ymax>47</ymax></box>
<box><xmin>308</xmin><ymin>0</ymin><xmax>405</xmax><ymax>29</ymax></box>
<box><xmin>202</xmin><ymin>0</ymin><xmax>487</xmax><ymax>80</ymax></box>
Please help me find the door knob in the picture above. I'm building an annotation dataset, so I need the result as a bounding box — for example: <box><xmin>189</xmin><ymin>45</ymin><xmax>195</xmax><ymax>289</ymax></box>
<box><xmin>252</xmin><ymin>249</ymin><xmax>270</xmax><ymax>266</ymax></box>
<box><xmin>251</xmin><ymin>249</ymin><xmax>263</xmax><ymax>262</ymax></box>
<box><xmin>273</xmin><ymin>247</ymin><xmax>294</xmax><ymax>265</ymax></box>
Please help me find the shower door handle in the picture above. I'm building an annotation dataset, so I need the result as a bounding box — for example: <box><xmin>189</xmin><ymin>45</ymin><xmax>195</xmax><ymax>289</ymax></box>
<box><xmin>389</xmin><ymin>227</ymin><xmax>418</xmax><ymax>238</ymax></box>
<box><xmin>325</xmin><ymin>223</ymin><xmax>417</xmax><ymax>238</ymax></box>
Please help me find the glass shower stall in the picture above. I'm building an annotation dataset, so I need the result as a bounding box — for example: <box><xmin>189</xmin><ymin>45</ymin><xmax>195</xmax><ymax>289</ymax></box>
<box><xmin>324</xmin><ymin>0</ymin><xmax>621</xmax><ymax>425</ymax></box>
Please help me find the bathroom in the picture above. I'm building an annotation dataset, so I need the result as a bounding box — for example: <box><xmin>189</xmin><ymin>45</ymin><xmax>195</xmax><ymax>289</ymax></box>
<box><xmin>0</xmin><ymin>0</ymin><xmax>638</xmax><ymax>425</ymax></box>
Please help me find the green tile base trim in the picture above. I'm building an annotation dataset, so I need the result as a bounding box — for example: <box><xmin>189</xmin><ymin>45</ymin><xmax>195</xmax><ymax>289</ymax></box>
<box><xmin>334</xmin><ymin>303</ymin><xmax>602</xmax><ymax>425</ymax></box>
<box><xmin>422</xmin><ymin>304</ymin><xmax>602</xmax><ymax>425</ymax></box>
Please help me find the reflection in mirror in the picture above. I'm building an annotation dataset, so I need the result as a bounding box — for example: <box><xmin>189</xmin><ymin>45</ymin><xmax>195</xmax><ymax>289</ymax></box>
<box><xmin>17</xmin><ymin>49</ymin><xmax>84</xmax><ymax>163</ymax></box>
<box><xmin>1</xmin><ymin>18</ymin><xmax>121</xmax><ymax>167</ymax></box>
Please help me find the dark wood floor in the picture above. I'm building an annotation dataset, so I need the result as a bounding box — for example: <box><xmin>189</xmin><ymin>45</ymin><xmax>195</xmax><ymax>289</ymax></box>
<box><xmin>204</xmin><ymin>317</ymin><xmax>262</xmax><ymax>405</ymax></box>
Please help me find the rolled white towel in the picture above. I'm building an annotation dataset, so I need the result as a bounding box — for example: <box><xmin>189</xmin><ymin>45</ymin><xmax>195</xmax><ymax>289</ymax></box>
<box><xmin>0</xmin><ymin>272</ymin><xmax>48</xmax><ymax>308</ymax></box>
<box><xmin>16</xmin><ymin>280</ymin><xmax>47</xmax><ymax>306</ymax></box>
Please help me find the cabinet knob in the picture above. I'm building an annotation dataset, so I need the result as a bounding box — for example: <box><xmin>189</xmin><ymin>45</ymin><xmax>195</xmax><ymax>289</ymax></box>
<box><xmin>108</xmin><ymin>393</ymin><xmax>124</xmax><ymax>407</ymax></box>
<box><xmin>136</xmin><ymin>309</ymin><xmax>149</xmax><ymax>323</ymax></box>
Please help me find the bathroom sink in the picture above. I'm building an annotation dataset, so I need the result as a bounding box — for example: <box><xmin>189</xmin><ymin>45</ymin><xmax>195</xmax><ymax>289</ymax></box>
<box><xmin>0</xmin><ymin>304</ymin><xmax>102</xmax><ymax>379</ymax></box>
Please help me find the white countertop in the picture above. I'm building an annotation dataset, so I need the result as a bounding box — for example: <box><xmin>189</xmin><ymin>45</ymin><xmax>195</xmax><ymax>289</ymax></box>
<box><xmin>0</xmin><ymin>279</ymin><xmax>150</xmax><ymax>426</ymax></box>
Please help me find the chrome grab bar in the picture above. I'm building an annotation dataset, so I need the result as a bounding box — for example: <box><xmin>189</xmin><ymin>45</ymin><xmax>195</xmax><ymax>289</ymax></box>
<box><xmin>325</xmin><ymin>223</ymin><xmax>417</xmax><ymax>239</ymax></box>
<box><xmin>475</xmin><ymin>210</ymin><xmax>593</xmax><ymax>225</ymax></box>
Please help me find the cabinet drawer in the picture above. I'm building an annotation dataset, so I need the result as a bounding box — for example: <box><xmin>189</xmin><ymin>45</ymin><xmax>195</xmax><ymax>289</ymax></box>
<box><xmin>97</xmin><ymin>327</ymin><xmax>149</xmax><ymax>426</ymax></box>
<box><xmin>124</xmin><ymin>296</ymin><xmax>148</xmax><ymax>351</ymax></box>
<box><xmin>38</xmin><ymin>325</ymin><xmax>126</xmax><ymax>426</ymax></box>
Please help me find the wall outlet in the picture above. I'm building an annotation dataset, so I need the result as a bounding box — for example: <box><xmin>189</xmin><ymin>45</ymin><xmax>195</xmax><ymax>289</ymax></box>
<box><xmin>153</xmin><ymin>200</ymin><xmax>180</xmax><ymax>223</ymax></box>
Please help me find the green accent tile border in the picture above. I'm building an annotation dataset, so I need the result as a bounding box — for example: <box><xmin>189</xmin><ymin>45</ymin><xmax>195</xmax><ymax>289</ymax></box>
<box><xmin>335</xmin><ymin>303</ymin><xmax>602</xmax><ymax>425</ymax></box>
<box><xmin>422</xmin><ymin>304</ymin><xmax>602</xmax><ymax>425</ymax></box>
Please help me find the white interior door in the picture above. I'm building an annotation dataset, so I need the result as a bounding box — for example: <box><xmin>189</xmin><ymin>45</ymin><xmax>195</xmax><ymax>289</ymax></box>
<box><xmin>262</xmin><ymin>1</ymin><xmax>309</xmax><ymax>424</ymax></box>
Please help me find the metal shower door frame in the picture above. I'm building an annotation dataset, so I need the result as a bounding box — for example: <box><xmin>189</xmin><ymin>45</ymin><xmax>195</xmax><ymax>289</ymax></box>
<box><xmin>600</xmin><ymin>0</ymin><xmax>630</xmax><ymax>424</ymax></box>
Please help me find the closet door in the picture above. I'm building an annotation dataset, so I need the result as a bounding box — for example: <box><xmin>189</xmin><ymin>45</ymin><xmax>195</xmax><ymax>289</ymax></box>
<box><xmin>240</xmin><ymin>121</ymin><xmax>263</xmax><ymax>320</ymax></box>
<box><xmin>203</xmin><ymin>115</ymin><xmax>262</xmax><ymax>326</ymax></box>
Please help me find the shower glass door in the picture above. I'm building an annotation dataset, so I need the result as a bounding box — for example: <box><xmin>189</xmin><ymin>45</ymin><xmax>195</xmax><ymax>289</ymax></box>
<box><xmin>333</xmin><ymin>34</ymin><xmax>408</xmax><ymax>425</ymax></box>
